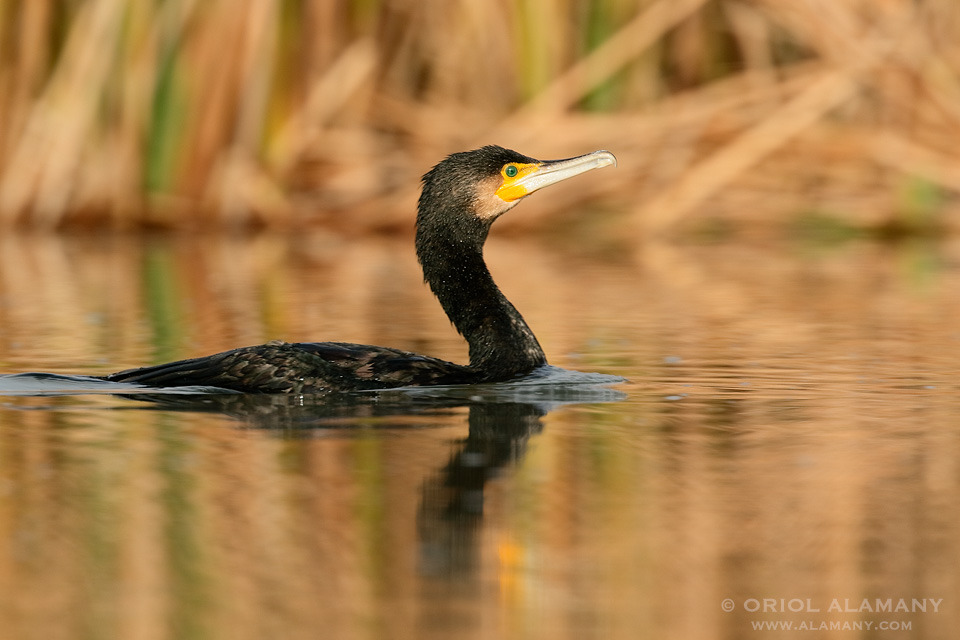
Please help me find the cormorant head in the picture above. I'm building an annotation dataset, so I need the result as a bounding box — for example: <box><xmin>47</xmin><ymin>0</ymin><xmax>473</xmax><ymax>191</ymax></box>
<box><xmin>418</xmin><ymin>146</ymin><xmax>617</xmax><ymax>237</ymax></box>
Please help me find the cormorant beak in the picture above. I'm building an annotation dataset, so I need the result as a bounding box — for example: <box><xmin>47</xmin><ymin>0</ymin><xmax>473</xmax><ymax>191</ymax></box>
<box><xmin>495</xmin><ymin>150</ymin><xmax>617</xmax><ymax>202</ymax></box>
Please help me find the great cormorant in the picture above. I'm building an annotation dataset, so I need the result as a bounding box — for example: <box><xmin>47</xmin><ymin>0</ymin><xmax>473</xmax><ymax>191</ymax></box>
<box><xmin>105</xmin><ymin>146</ymin><xmax>617</xmax><ymax>393</ymax></box>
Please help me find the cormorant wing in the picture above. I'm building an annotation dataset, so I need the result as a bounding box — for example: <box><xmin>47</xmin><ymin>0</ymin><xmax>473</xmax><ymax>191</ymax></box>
<box><xmin>105</xmin><ymin>340</ymin><xmax>477</xmax><ymax>393</ymax></box>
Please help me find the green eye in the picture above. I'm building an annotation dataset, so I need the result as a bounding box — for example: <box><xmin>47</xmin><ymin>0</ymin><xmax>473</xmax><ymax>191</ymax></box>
<box><xmin>504</xmin><ymin>165</ymin><xmax>519</xmax><ymax>178</ymax></box>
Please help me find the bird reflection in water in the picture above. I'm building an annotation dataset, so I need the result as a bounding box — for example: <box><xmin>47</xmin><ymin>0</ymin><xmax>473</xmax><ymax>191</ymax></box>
<box><xmin>112</xmin><ymin>381</ymin><xmax>624</xmax><ymax>579</ymax></box>
<box><xmin>417</xmin><ymin>401</ymin><xmax>543</xmax><ymax>578</ymax></box>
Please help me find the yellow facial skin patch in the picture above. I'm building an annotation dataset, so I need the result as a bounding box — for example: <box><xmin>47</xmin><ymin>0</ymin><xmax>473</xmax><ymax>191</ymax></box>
<box><xmin>494</xmin><ymin>151</ymin><xmax>617</xmax><ymax>203</ymax></box>
<box><xmin>495</xmin><ymin>163</ymin><xmax>542</xmax><ymax>202</ymax></box>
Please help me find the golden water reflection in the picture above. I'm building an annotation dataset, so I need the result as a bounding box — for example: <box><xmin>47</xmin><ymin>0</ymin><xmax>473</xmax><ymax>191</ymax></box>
<box><xmin>1</xmin><ymin>233</ymin><xmax>959</xmax><ymax>639</ymax></box>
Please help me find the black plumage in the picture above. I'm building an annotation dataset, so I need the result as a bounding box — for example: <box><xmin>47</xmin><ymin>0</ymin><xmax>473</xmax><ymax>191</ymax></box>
<box><xmin>105</xmin><ymin>146</ymin><xmax>616</xmax><ymax>393</ymax></box>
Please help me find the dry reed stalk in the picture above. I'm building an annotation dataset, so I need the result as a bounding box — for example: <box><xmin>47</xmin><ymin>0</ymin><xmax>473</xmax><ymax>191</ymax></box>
<box><xmin>497</xmin><ymin>0</ymin><xmax>713</xmax><ymax>122</ymax></box>
<box><xmin>633</xmin><ymin>67</ymin><xmax>862</xmax><ymax>234</ymax></box>
<box><xmin>0</xmin><ymin>0</ymin><xmax>122</xmax><ymax>226</ymax></box>
<box><xmin>0</xmin><ymin>0</ymin><xmax>957</xmax><ymax>232</ymax></box>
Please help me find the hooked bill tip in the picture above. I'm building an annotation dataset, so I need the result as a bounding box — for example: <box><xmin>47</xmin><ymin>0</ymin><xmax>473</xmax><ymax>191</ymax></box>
<box><xmin>592</xmin><ymin>150</ymin><xmax>617</xmax><ymax>168</ymax></box>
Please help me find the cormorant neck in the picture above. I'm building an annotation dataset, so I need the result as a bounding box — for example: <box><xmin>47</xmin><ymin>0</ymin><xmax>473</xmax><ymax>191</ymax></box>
<box><xmin>416</xmin><ymin>217</ymin><xmax>546</xmax><ymax>381</ymax></box>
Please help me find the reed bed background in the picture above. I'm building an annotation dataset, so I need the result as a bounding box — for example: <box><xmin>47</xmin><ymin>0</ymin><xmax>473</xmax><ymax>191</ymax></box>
<box><xmin>0</xmin><ymin>0</ymin><xmax>959</xmax><ymax>235</ymax></box>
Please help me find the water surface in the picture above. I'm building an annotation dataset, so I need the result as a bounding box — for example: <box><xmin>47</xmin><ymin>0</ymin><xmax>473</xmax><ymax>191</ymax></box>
<box><xmin>0</xmin><ymin>233</ymin><xmax>958</xmax><ymax>639</ymax></box>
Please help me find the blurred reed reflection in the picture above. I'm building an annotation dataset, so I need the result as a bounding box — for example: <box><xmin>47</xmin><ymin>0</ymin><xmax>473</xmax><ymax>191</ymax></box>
<box><xmin>1</xmin><ymin>231</ymin><xmax>960</xmax><ymax>639</ymax></box>
<box><xmin>0</xmin><ymin>384</ymin><xmax>625</xmax><ymax>640</ymax></box>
